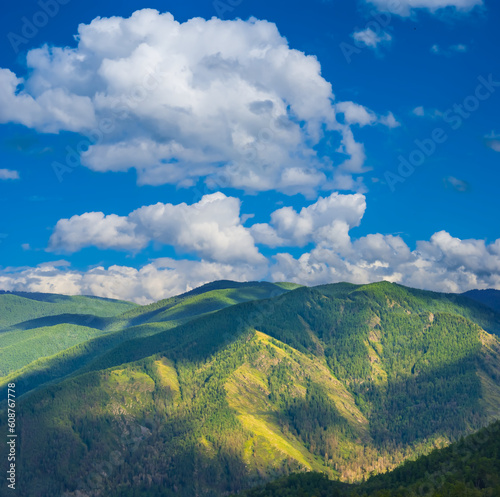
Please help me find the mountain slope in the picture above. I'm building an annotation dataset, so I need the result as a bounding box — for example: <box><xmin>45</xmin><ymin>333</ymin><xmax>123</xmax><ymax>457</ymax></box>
<box><xmin>4</xmin><ymin>281</ymin><xmax>500</xmax><ymax>497</ymax></box>
<box><xmin>0</xmin><ymin>292</ymin><xmax>137</xmax><ymax>387</ymax></box>
<box><xmin>0</xmin><ymin>323</ymin><xmax>112</xmax><ymax>378</ymax></box>
<box><xmin>105</xmin><ymin>280</ymin><xmax>294</xmax><ymax>331</ymax></box>
<box><xmin>0</xmin><ymin>291</ymin><xmax>136</xmax><ymax>330</ymax></box>
<box><xmin>1</xmin><ymin>281</ymin><xmax>294</xmax><ymax>397</ymax></box>
<box><xmin>238</xmin><ymin>419</ymin><xmax>500</xmax><ymax>497</ymax></box>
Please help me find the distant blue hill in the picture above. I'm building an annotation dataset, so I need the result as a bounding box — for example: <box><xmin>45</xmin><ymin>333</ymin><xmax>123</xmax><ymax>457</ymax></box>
<box><xmin>462</xmin><ymin>288</ymin><xmax>500</xmax><ymax>313</ymax></box>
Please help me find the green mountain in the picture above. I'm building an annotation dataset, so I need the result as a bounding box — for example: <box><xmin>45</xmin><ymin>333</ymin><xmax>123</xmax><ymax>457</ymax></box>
<box><xmin>105</xmin><ymin>280</ymin><xmax>298</xmax><ymax>331</ymax></box>
<box><xmin>2</xmin><ymin>281</ymin><xmax>500</xmax><ymax>497</ymax></box>
<box><xmin>0</xmin><ymin>291</ymin><xmax>136</xmax><ymax>329</ymax></box>
<box><xmin>237</xmin><ymin>419</ymin><xmax>500</xmax><ymax>496</ymax></box>
<box><xmin>0</xmin><ymin>292</ymin><xmax>137</xmax><ymax>381</ymax></box>
<box><xmin>0</xmin><ymin>281</ymin><xmax>294</xmax><ymax>396</ymax></box>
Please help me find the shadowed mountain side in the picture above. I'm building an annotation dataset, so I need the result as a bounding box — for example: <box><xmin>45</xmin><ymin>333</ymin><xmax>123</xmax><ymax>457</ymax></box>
<box><xmin>0</xmin><ymin>321</ymin><xmax>179</xmax><ymax>398</ymax></box>
<box><xmin>78</xmin><ymin>295</ymin><xmax>291</xmax><ymax>376</ymax></box>
<box><xmin>463</xmin><ymin>289</ymin><xmax>500</xmax><ymax>314</ymax></box>
<box><xmin>4</xmin><ymin>329</ymin><xmax>500</xmax><ymax>497</ymax></box>
<box><xmin>1</xmin><ymin>313</ymin><xmax>112</xmax><ymax>332</ymax></box>
<box><xmin>0</xmin><ymin>290</ymin><xmax>134</xmax><ymax>304</ymax></box>
<box><xmin>178</xmin><ymin>280</ymin><xmax>302</xmax><ymax>298</ymax></box>
<box><xmin>236</xmin><ymin>420</ymin><xmax>500</xmax><ymax>497</ymax></box>
<box><xmin>0</xmin><ymin>322</ymin><xmax>113</xmax><ymax>378</ymax></box>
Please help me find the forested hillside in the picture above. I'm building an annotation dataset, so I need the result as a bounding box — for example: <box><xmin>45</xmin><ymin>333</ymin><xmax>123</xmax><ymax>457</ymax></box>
<box><xmin>237</xmin><ymin>419</ymin><xmax>500</xmax><ymax>496</ymax></box>
<box><xmin>1</xmin><ymin>281</ymin><xmax>500</xmax><ymax>497</ymax></box>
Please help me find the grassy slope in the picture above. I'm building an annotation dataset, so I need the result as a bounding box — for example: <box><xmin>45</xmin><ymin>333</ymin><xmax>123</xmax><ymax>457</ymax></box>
<box><xmin>1</xmin><ymin>281</ymin><xmax>292</xmax><ymax>397</ymax></box>
<box><xmin>0</xmin><ymin>292</ymin><xmax>136</xmax><ymax>329</ymax></box>
<box><xmin>105</xmin><ymin>280</ymin><xmax>292</xmax><ymax>330</ymax></box>
<box><xmin>6</xmin><ymin>331</ymin><xmax>352</xmax><ymax>496</ymax></box>
<box><xmin>0</xmin><ymin>293</ymin><xmax>137</xmax><ymax>386</ymax></box>
<box><xmin>4</xmin><ymin>281</ymin><xmax>500</xmax><ymax>496</ymax></box>
<box><xmin>0</xmin><ymin>323</ymin><xmax>112</xmax><ymax>378</ymax></box>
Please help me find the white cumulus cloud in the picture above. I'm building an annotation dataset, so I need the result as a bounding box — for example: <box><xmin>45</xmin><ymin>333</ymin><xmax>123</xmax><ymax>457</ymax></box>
<box><xmin>0</xmin><ymin>9</ymin><xmax>400</xmax><ymax>196</ymax></box>
<box><xmin>5</xmin><ymin>216</ymin><xmax>500</xmax><ymax>302</ymax></box>
<box><xmin>270</xmin><ymin>230</ymin><xmax>500</xmax><ymax>294</ymax></box>
<box><xmin>48</xmin><ymin>193</ymin><xmax>265</xmax><ymax>265</ymax></box>
<box><xmin>251</xmin><ymin>193</ymin><xmax>366</xmax><ymax>248</ymax></box>
<box><xmin>0</xmin><ymin>258</ymin><xmax>267</xmax><ymax>305</ymax></box>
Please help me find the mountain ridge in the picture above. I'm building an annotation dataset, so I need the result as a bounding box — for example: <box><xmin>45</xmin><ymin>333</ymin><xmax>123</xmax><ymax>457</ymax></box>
<box><xmin>0</xmin><ymin>281</ymin><xmax>296</xmax><ymax>399</ymax></box>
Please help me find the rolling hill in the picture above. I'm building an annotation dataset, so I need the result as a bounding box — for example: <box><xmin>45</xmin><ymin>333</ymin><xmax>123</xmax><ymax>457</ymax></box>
<box><xmin>0</xmin><ymin>281</ymin><xmax>295</xmax><ymax>397</ymax></box>
<box><xmin>1</xmin><ymin>281</ymin><xmax>500</xmax><ymax>497</ymax></box>
<box><xmin>0</xmin><ymin>291</ymin><xmax>137</xmax><ymax>329</ymax></box>
<box><xmin>0</xmin><ymin>292</ymin><xmax>137</xmax><ymax>383</ymax></box>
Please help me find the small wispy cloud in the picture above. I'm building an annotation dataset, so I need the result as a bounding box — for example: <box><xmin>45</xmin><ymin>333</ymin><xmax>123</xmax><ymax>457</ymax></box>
<box><xmin>485</xmin><ymin>131</ymin><xmax>500</xmax><ymax>152</ymax></box>
<box><xmin>336</xmin><ymin>101</ymin><xmax>400</xmax><ymax>128</ymax></box>
<box><xmin>451</xmin><ymin>44</ymin><xmax>468</xmax><ymax>52</ymax></box>
<box><xmin>0</xmin><ymin>169</ymin><xmax>20</xmax><ymax>180</ymax></box>
<box><xmin>412</xmin><ymin>106</ymin><xmax>425</xmax><ymax>117</ymax></box>
<box><xmin>431</xmin><ymin>43</ymin><xmax>468</xmax><ymax>56</ymax></box>
<box><xmin>352</xmin><ymin>28</ymin><xmax>392</xmax><ymax>50</ymax></box>
<box><xmin>487</xmin><ymin>141</ymin><xmax>500</xmax><ymax>152</ymax></box>
<box><xmin>365</xmin><ymin>0</ymin><xmax>483</xmax><ymax>17</ymax></box>
<box><xmin>443</xmin><ymin>176</ymin><xmax>471</xmax><ymax>192</ymax></box>
<box><xmin>411</xmin><ymin>106</ymin><xmax>443</xmax><ymax>119</ymax></box>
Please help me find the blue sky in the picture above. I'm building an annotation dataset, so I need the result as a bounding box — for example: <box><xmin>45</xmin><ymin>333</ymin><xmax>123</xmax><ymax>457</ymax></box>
<box><xmin>0</xmin><ymin>0</ymin><xmax>499</xmax><ymax>302</ymax></box>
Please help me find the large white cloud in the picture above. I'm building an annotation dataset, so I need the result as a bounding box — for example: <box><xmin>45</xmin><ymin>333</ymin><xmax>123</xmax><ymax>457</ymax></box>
<box><xmin>365</xmin><ymin>0</ymin><xmax>483</xmax><ymax>16</ymax></box>
<box><xmin>246</xmin><ymin>194</ymin><xmax>500</xmax><ymax>293</ymax></box>
<box><xmin>5</xmin><ymin>228</ymin><xmax>500</xmax><ymax>304</ymax></box>
<box><xmin>251</xmin><ymin>192</ymin><xmax>366</xmax><ymax>248</ymax></box>
<box><xmin>48</xmin><ymin>193</ymin><xmax>265</xmax><ymax>265</ymax></box>
<box><xmin>48</xmin><ymin>212</ymin><xmax>148</xmax><ymax>253</ymax></box>
<box><xmin>271</xmin><ymin>231</ymin><xmax>500</xmax><ymax>293</ymax></box>
<box><xmin>5</xmin><ymin>216</ymin><xmax>500</xmax><ymax>303</ymax></box>
<box><xmin>0</xmin><ymin>258</ymin><xmax>267</xmax><ymax>305</ymax></box>
<box><xmin>31</xmin><ymin>193</ymin><xmax>500</xmax><ymax>299</ymax></box>
<box><xmin>0</xmin><ymin>10</ymin><xmax>398</xmax><ymax>195</ymax></box>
